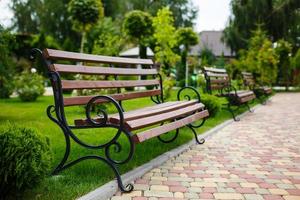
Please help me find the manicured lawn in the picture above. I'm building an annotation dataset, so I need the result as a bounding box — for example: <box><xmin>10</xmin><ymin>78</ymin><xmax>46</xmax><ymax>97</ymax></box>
<box><xmin>0</xmin><ymin>89</ymin><xmax>259</xmax><ymax>200</ymax></box>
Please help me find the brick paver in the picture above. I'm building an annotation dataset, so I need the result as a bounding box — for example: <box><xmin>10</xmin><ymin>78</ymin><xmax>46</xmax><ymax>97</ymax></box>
<box><xmin>111</xmin><ymin>93</ymin><xmax>300</xmax><ymax>200</ymax></box>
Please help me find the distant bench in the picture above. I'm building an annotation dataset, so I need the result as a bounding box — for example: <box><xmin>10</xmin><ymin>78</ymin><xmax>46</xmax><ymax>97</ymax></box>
<box><xmin>31</xmin><ymin>48</ymin><xmax>209</xmax><ymax>192</ymax></box>
<box><xmin>203</xmin><ymin>67</ymin><xmax>256</xmax><ymax>121</ymax></box>
<box><xmin>242</xmin><ymin>72</ymin><xmax>272</xmax><ymax>104</ymax></box>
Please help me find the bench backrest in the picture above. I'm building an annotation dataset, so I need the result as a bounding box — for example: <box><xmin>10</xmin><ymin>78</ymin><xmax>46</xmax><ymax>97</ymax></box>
<box><xmin>203</xmin><ymin>67</ymin><xmax>230</xmax><ymax>94</ymax></box>
<box><xmin>241</xmin><ymin>72</ymin><xmax>255</xmax><ymax>88</ymax></box>
<box><xmin>41</xmin><ymin>49</ymin><xmax>162</xmax><ymax>108</ymax></box>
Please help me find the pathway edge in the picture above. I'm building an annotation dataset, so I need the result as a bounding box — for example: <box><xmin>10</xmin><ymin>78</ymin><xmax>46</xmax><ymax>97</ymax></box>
<box><xmin>78</xmin><ymin>103</ymin><xmax>264</xmax><ymax>200</ymax></box>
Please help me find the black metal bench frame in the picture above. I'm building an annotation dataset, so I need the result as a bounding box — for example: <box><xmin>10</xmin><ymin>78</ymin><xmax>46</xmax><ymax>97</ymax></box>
<box><xmin>30</xmin><ymin>48</ymin><xmax>209</xmax><ymax>193</ymax></box>
<box><xmin>242</xmin><ymin>72</ymin><xmax>273</xmax><ymax>105</ymax></box>
<box><xmin>203</xmin><ymin>67</ymin><xmax>256</xmax><ymax>121</ymax></box>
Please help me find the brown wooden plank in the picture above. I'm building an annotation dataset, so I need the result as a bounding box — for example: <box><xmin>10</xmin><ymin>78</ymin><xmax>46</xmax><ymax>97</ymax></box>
<box><xmin>44</xmin><ymin>49</ymin><xmax>154</xmax><ymax>65</ymax></box>
<box><xmin>53</xmin><ymin>64</ymin><xmax>158</xmax><ymax>75</ymax></box>
<box><xmin>124</xmin><ymin>103</ymin><xmax>205</xmax><ymax>130</ymax></box>
<box><xmin>239</xmin><ymin>94</ymin><xmax>256</xmax><ymax>103</ymax></box>
<box><xmin>74</xmin><ymin>101</ymin><xmax>184</xmax><ymax>126</ymax></box>
<box><xmin>210</xmin><ymin>78</ymin><xmax>228</xmax><ymax>84</ymax></box>
<box><xmin>204</xmin><ymin>67</ymin><xmax>227</xmax><ymax>73</ymax></box>
<box><xmin>64</xmin><ymin>89</ymin><xmax>161</xmax><ymax>106</ymax></box>
<box><xmin>242</xmin><ymin>72</ymin><xmax>252</xmax><ymax>76</ymax></box>
<box><xmin>236</xmin><ymin>91</ymin><xmax>255</xmax><ymax>98</ymax></box>
<box><xmin>61</xmin><ymin>79</ymin><xmax>159</xmax><ymax>90</ymax></box>
<box><xmin>132</xmin><ymin>110</ymin><xmax>209</xmax><ymax>143</ymax></box>
<box><xmin>111</xmin><ymin>100</ymin><xmax>200</xmax><ymax>121</ymax></box>
<box><xmin>210</xmin><ymin>84</ymin><xmax>226</xmax><ymax>90</ymax></box>
<box><xmin>206</xmin><ymin>72</ymin><xmax>228</xmax><ymax>77</ymax></box>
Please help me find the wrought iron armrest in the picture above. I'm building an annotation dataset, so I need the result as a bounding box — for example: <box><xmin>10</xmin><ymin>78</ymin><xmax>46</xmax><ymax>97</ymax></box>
<box><xmin>177</xmin><ymin>86</ymin><xmax>201</xmax><ymax>103</ymax></box>
<box><xmin>221</xmin><ymin>84</ymin><xmax>238</xmax><ymax>97</ymax></box>
<box><xmin>85</xmin><ymin>95</ymin><xmax>124</xmax><ymax>128</ymax></box>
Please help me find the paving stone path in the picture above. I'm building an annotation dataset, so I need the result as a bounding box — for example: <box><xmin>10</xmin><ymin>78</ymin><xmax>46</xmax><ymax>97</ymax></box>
<box><xmin>111</xmin><ymin>93</ymin><xmax>300</xmax><ymax>200</ymax></box>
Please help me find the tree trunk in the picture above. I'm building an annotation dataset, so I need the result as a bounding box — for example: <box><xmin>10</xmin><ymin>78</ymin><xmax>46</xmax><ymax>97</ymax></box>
<box><xmin>80</xmin><ymin>31</ymin><xmax>86</xmax><ymax>53</ymax></box>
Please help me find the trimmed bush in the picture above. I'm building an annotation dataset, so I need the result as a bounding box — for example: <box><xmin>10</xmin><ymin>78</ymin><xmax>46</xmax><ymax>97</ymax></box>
<box><xmin>201</xmin><ymin>94</ymin><xmax>224</xmax><ymax>117</ymax></box>
<box><xmin>15</xmin><ymin>70</ymin><xmax>45</xmax><ymax>102</ymax></box>
<box><xmin>0</xmin><ymin>122</ymin><xmax>52</xmax><ymax>198</ymax></box>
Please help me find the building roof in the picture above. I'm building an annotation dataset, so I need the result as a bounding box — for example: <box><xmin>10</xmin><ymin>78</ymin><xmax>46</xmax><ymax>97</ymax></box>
<box><xmin>119</xmin><ymin>47</ymin><xmax>154</xmax><ymax>57</ymax></box>
<box><xmin>190</xmin><ymin>30</ymin><xmax>235</xmax><ymax>57</ymax></box>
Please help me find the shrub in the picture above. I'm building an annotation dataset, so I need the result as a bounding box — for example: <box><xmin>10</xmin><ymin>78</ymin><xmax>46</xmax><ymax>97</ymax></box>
<box><xmin>201</xmin><ymin>94</ymin><xmax>224</xmax><ymax>117</ymax></box>
<box><xmin>0</xmin><ymin>122</ymin><xmax>52</xmax><ymax>198</ymax></box>
<box><xmin>0</xmin><ymin>26</ymin><xmax>16</xmax><ymax>98</ymax></box>
<box><xmin>162</xmin><ymin>76</ymin><xmax>175</xmax><ymax>100</ymax></box>
<box><xmin>15</xmin><ymin>70</ymin><xmax>45</xmax><ymax>102</ymax></box>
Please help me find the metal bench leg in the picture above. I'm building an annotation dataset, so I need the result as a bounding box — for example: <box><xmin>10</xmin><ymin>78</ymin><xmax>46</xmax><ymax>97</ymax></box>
<box><xmin>47</xmin><ymin>106</ymin><xmax>135</xmax><ymax>193</ymax></box>
<box><xmin>245</xmin><ymin>102</ymin><xmax>254</xmax><ymax>113</ymax></box>
<box><xmin>186</xmin><ymin>124</ymin><xmax>205</xmax><ymax>144</ymax></box>
<box><xmin>227</xmin><ymin>104</ymin><xmax>240</xmax><ymax>121</ymax></box>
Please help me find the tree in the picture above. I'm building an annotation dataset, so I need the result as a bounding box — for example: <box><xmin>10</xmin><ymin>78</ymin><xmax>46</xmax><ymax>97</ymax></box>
<box><xmin>89</xmin><ymin>18</ymin><xmax>124</xmax><ymax>56</ymax></box>
<box><xmin>0</xmin><ymin>26</ymin><xmax>16</xmax><ymax>98</ymax></box>
<box><xmin>68</xmin><ymin>0</ymin><xmax>104</xmax><ymax>52</ymax></box>
<box><xmin>123</xmin><ymin>10</ymin><xmax>153</xmax><ymax>59</ymax></box>
<box><xmin>274</xmin><ymin>39</ymin><xmax>292</xmax><ymax>90</ymax></box>
<box><xmin>103</xmin><ymin>0</ymin><xmax>198</xmax><ymax>28</ymax></box>
<box><xmin>152</xmin><ymin>7</ymin><xmax>180</xmax><ymax>74</ymax></box>
<box><xmin>175</xmin><ymin>27</ymin><xmax>199</xmax><ymax>86</ymax></box>
<box><xmin>228</xmin><ymin>29</ymin><xmax>278</xmax><ymax>85</ymax></box>
<box><xmin>10</xmin><ymin>0</ymin><xmax>80</xmax><ymax>51</ymax></box>
<box><xmin>223</xmin><ymin>0</ymin><xmax>300</xmax><ymax>54</ymax></box>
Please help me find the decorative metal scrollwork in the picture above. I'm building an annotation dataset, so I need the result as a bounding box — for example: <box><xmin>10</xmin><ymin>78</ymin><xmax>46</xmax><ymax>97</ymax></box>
<box><xmin>177</xmin><ymin>86</ymin><xmax>201</xmax><ymax>102</ymax></box>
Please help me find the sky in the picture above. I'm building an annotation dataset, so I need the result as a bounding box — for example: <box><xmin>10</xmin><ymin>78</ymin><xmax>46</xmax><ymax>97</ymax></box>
<box><xmin>192</xmin><ymin>0</ymin><xmax>231</xmax><ymax>32</ymax></box>
<box><xmin>0</xmin><ymin>0</ymin><xmax>231</xmax><ymax>32</ymax></box>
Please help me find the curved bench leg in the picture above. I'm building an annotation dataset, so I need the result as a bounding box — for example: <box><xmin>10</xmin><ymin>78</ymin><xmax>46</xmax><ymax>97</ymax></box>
<box><xmin>245</xmin><ymin>102</ymin><xmax>254</xmax><ymax>113</ymax></box>
<box><xmin>187</xmin><ymin>124</ymin><xmax>205</xmax><ymax>144</ymax></box>
<box><xmin>227</xmin><ymin>104</ymin><xmax>240</xmax><ymax>121</ymax></box>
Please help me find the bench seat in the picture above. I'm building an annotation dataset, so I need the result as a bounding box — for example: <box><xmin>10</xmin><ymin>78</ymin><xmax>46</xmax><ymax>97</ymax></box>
<box><xmin>220</xmin><ymin>90</ymin><xmax>256</xmax><ymax>103</ymax></box>
<box><xmin>259</xmin><ymin>86</ymin><xmax>272</xmax><ymax>94</ymax></box>
<box><xmin>75</xmin><ymin>100</ymin><xmax>209</xmax><ymax>142</ymax></box>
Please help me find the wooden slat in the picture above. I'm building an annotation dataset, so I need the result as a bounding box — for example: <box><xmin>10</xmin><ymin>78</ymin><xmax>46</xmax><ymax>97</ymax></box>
<box><xmin>44</xmin><ymin>49</ymin><xmax>154</xmax><ymax>65</ymax></box>
<box><xmin>242</xmin><ymin>72</ymin><xmax>252</xmax><ymax>76</ymax></box>
<box><xmin>206</xmin><ymin>72</ymin><xmax>228</xmax><ymax>77</ymax></box>
<box><xmin>204</xmin><ymin>67</ymin><xmax>227</xmax><ymax>73</ymax></box>
<box><xmin>124</xmin><ymin>103</ymin><xmax>205</xmax><ymax>130</ymax></box>
<box><xmin>210</xmin><ymin>78</ymin><xmax>228</xmax><ymax>84</ymax></box>
<box><xmin>53</xmin><ymin>64</ymin><xmax>158</xmax><ymax>75</ymax></box>
<box><xmin>64</xmin><ymin>89</ymin><xmax>161</xmax><ymax>106</ymax></box>
<box><xmin>132</xmin><ymin>110</ymin><xmax>209</xmax><ymax>143</ymax></box>
<box><xmin>61</xmin><ymin>79</ymin><xmax>159</xmax><ymax>90</ymax></box>
<box><xmin>239</xmin><ymin>94</ymin><xmax>256</xmax><ymax>103</ymax></box>
<box><xmin>74</xmin><ymin>101</ymin><xmax>184</xmax><ymax>126</ymax></box>
<box><xmin>111</xmin><ymin>100</ymin><xmax>200</xmax><ymax>121</ymax></box>
<box><xmin>210</xmin><ymin>84</ymin><xmax>226</xmax><ymax>90</ymax></box>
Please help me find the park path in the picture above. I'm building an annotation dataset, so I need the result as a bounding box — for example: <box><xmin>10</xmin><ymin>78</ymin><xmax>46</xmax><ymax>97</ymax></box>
<box><xmin>111</xmin><ymin>93</ymin><xmax>300</xmax><ymax>200</ymax></box>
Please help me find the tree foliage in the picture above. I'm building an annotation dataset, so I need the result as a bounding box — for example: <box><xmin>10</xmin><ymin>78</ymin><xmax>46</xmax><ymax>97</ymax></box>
<box><xmin>223</xmin><ymin>0</ymin><xmax>300</xmax><ymax>53</ymax></box>
<box><xmin>90</xmin><ymin>18</ymin><xmax>124</xmax><ymax>56</ymax></box>
<box><xmin>103</xmin><ymin>0</ymin><xmax>198</xmax><ymax>27</ymax></box>
<box><xmin>274</xmin><ymin>39</ymin><xmax>292</xmax><ymax>88</ymax></box>
<box><xmin>0</xmin><ymin>26</ymin><xmax>16</xmax><ymax>98</ymax></box>
<box><xmin>152</xmin><ymin>7</ymin><xmax>180</xmax><ymax>74</ymax></box>
<box><xmin>229</xmin><ymin>29</ymin><xmax>278</xmax><ymax>85</ymax></box>
<box><xmin>68</xmin><ymin>0</ymin><xmax>104</xmax><ymax>52</ymax></box>
<box><xmin>175</xmin><ymin>27</ymin><xmax>199</xmax><ymax>82</ymax></box>
<box><xmin>123</xmin><ymin>10</ymin><xmax>153</xmax><ymax>58</ymax></box>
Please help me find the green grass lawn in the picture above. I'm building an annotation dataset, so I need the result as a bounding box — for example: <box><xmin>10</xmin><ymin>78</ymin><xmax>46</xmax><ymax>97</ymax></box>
<box><xmin>0</xmin><ymin>89</ymin><xmax>259</xmax><ymax>200</ymax></box>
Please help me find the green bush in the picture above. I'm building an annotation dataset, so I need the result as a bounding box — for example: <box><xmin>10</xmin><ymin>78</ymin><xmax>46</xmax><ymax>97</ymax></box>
<box><xmin>0</xmin><ymin>122</ymin><xmax>52</xmax><ymax>198</ymax></box>
<box><xmin>201</xmin><ymin>94</ymin><xmax>224</xmax><ymax>117</ymax></box>
<box><xmin>15</xmin><ymin>70</ymin><xmax>45</xmax><ymax>102</ymax></box>
<box><xmin>0</xmin><ymin>26</ymin><xmax>16</xmax><ymax>98</ymax></box>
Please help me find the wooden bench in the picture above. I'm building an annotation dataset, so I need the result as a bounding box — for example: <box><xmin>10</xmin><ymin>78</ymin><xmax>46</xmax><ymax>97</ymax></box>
<box><xmin>30</xmin><ymin>48</ymin><xmax>209</xmax><ymax>192</ymax></box>
<box><xmin>242</xmin><ymin>72</ymin><xmax>272</xmax><ymax>104</ymax></box>
<box><xmin>203</xmin><ymin>67</ymin><xmax>256</xmax><ymax>121</ymax></box>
